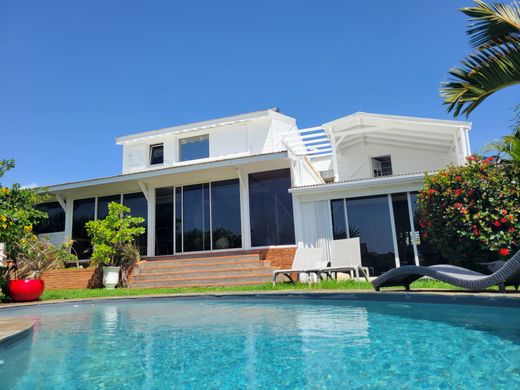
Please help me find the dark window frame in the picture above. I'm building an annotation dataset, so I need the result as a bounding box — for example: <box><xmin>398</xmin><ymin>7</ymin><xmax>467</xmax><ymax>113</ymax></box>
<box><xmin>149</xmin><ymin>143</ymin><xmax>164</xmax><ymax>165</ymax></box>
<box><xmin>371</xmin><ymin>155</ymin><xmax>393</xmax><ymax>177</ymax></box>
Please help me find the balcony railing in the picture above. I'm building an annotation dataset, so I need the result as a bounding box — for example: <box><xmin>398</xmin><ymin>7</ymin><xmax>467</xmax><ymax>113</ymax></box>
<box><xmin>283</xmin><ymin>126</ymin><xmax>332</xmax><ymax>159</ymax></box>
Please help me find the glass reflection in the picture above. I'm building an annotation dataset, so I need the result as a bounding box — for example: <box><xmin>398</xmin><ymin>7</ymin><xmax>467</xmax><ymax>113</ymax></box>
<box><xmin>330</xmin><ymin>199</ymin><xmax>347</xmax><ymax>240</ymax></box>
<box><xmin>34</xmin><ymin>202</ymin><xmax>65</xmax><ymax>234</ymax></box>
<box><xmin>155</xmin><ymin>187</ymin><xmax>174</xmax><ymax>255</ymax></box>
<box><xmin>72</xmin><ymin>198</ymin><xmax>95</xmax><ymax>259</ymax></box>
<box><xmin>97</xmin><ymin>195</ymin><xmax>121</xmax><ymax>220</ymax></box>
<box><xmin>123</xmin><ymin>192</ymin><xmax>148</xmax><ymax>254</ymax></box>
<box><xmin>211</xmin><ymin>179</ymin><xmax>242</xmax><ymax>249</ymax></box>
<box><xmin>182</xmin><ymin>184</ymin><xmax>210</xmax><ymax>252</ymax></box>
<box><xmin>391</xmin><ymin>193</ymin><xmax>415</xmax><ymax>266</ymax></box>
<box><xmin>249</xmin><ymin>169</ymin><xmax>295</xmax><ymax>246</ymax></box>
<box><xmin>345</xmin><ymin>195</ymin><xmax>395</xmax><ymax>275</ymax></box>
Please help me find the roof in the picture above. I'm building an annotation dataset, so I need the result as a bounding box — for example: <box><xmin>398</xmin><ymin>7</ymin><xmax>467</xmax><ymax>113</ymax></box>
<box><xmin>290</xmin><ymin>171</ymin><xmax>430</xmax><ymax>195</ymax></box>
<box><xmin>322</xmin><ymin>112</ymin><xmax>471</xmax><ymax>130</ymax></box>
<box><xmin>45</xmin><ymin>151</ymin><xmax>288</xmax><ymax>192</ymax></box>
<box><xmin>116</xmin><ymin>107</ymin><xmax>285</xmax><ymax>144</ymax></box>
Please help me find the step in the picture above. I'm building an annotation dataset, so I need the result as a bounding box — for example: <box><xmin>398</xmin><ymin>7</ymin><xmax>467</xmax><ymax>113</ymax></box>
<box><xmin>136</xmin><ymin>260</ymin><xmax>271</xmax><ymax>274</ymax></box>
<box><xmin>129</xmin><ymin>280</ymin><xmax>270</xmax><ymax>290</ymax></box>
<box><xmin>129</xmin><ymin>274</ymin><xmax>272</xmax><ymax>288</ymax></box>
<box><xmin>142</xmin><ymin>253</ymin><xmax>261</xmax><ymax>261</ymax></box>
<box><xmin>132</xmin><ymin>267</ymin><xmax>274</xmax><ymax>281</ymax></box>
<box><xmin>141</xmin><ymin>255</ymin><xmax>262</xmax><ymax>268</ymax></box>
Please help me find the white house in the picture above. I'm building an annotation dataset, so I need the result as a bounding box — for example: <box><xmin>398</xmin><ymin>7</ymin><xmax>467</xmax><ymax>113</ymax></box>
<box><xmin>34</xmin><ymin>108</ymin><xmax>471</xmax><ymax>277</ymax></box>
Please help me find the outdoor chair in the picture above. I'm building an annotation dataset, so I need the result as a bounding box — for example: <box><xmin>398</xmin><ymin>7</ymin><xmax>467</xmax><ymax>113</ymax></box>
<box><xmin>272</xmin><ymin>247</ymin><xmax>324</xmax><ymax>286</ymax></box>
<box><xmin>372</xmin><ymin>250</ymin><xmax>520</xmax><ymax>293</ymax></box>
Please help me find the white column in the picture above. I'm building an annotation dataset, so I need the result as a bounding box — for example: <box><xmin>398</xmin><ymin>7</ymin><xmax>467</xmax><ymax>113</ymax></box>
<box><xmin>292</xmin><ymin>195</ymin><xmax>303</xmax><ymax>248</ymax></box>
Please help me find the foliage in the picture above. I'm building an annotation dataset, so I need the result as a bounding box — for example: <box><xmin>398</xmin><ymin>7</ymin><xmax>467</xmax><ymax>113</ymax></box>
<box><xmin>440</xmin><ymin>0</ymin><xmax>520</xmax><ymax>117</ymax></box>
<box><xmin>15</xmin><ymin>235</ymin><xmax>75</xmax><ymax>279</ymax></box>
<box><xmin>0</xmin><ymin>159</ymin><xmax>47</xmax><ymax>258</ymax></box>
<box><xmin>417</xmin><ymin>156</ymin><xmax>520</xmax><ymax>267</ymax></box>
<box><xmin>484</xmin><ymin>120</ymin><xmax>520</xmax><ymax>161</ymax></box>
<box><xmin>85</xmin><ymin>202</ymin><xmax>145</xmax><ymax>268</ymax></box>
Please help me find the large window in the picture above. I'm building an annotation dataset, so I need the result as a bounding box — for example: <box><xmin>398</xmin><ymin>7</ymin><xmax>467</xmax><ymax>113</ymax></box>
<box><xmin>97</xmin><ymin>195</ymin><xmax>121</xmax><ymax>220</ymax></box>
<box><xmin>331</xmin><ymin>195</ymin><xmax>395</xmax><ymax>275</ymax></box>
<box><xmin>34</xmin><ymin>202</ymin><xmax>65</xmax><ymax>234</ymax></box>
<box><xmin>123</xmin><ymin>192</ymin><xmax>148</xmax><ymax>254</ymax></box>
<box><xmin>182</xmin><ymin>184</ymin><xmax>210</xmax><ymax>252</ymax></box>
<box><xmin>211</xmin><ymin>179</ymin><xmax>242</xmax><ymax>249</ymax></box>
<box><xmin>179</xmin><ymin>135</ymin><xmax>209</xmax><ymax>161</ymax></box>
<box><xmin>155</xmin><ymin>187</ymin><xmax>174</xmax><ymax>256</ymax></box>
<box><xmin>249</xmin><ymin>169</ymin><xmax>295</xmax><ymax>247</ymax></box>
<box><xmin>72</xmin><ymin>198</ymin><xmax>96</xmax><ymax>259</ymax></box>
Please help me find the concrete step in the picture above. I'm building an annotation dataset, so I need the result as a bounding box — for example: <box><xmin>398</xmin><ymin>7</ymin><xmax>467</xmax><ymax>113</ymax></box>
<box><xmin>136</xmin><ymin>260</ymin><xmax>271</xmax><ymax>274</ymax></box>
<box><xmin>141</xmin><ymin>254</ymin><xmax>261</xmax><ymax>268</ymax></box>
<box><xmin>132</xmin><ymin>267</ymin><xmax>273</xmax><ymax>281</ymax></box>
<box><xmin>129</xmin><ymin>274</ymin><xmax>272</xmax><ymax>289</ymax></box>
<box><xmin>129</xmin><ymin>281</ymin><xmax>270</xmax><ymax>290</ymax></box>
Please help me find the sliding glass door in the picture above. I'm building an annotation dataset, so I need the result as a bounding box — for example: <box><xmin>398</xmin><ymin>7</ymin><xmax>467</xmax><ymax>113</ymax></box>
<box><xmin>155</xmin><ymin>179</ymin><xmax>242</xmax><ymax>254</ymax></box>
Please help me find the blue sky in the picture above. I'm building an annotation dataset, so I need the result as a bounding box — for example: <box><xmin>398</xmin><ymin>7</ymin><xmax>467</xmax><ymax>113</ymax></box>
<box><xmin>0</xmin><ymin>0</ymin><xmax>518</xmax><ymax>187</ymax></box>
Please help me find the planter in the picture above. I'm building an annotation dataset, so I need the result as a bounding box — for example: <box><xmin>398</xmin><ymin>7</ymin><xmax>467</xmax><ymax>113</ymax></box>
<box><xmin>102</xmin><ymin>266</ymin><xmax>120</xmax><ymax>289</ymax></box>
<box><xmin>8</xmin><ymin>279</ymin><xmax>45</xmax><ymax>302</ymax></box>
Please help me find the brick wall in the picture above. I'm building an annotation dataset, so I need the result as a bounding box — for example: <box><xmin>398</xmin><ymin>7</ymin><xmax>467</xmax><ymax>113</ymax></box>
<box><xmin>41</xmin><ymin>268</ymin><xmax>102</xmax><ymax>290</ymax></box>
<box><xmin>42</xmin><ymin>247</ymin><xmax>297</xmax><ymax>290</ymax></box>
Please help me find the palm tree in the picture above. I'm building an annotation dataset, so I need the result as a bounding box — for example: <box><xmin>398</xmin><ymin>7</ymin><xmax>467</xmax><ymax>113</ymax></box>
<box><xmin>440</xmin><ymin>0</ymin><xmax>520</xmax><ymax>117</ymax></box>
<box><xmin>484</xmin><ymin>126</ymin><xmax>520</xmax><ymax>160</ymax></box>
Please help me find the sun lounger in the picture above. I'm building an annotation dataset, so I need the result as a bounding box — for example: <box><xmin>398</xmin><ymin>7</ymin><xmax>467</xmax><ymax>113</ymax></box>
<box><xmin>372</xmin><ymin>250</ymin><xmax>520</xmax><ymax>293</ymax></box>
<box><xmin>272</xmin><ymin>247</ymin><xmax>324</xmax><ymax>285</ymax></box>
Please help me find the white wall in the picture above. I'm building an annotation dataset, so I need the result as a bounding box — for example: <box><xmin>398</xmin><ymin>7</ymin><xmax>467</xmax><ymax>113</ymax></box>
<box><xmin>336</xmin><ymin>142</ymin><xmax>458</xmax><ymax>181</ymax></box>
<box><xmin>121</xmin><ymin>114</ymin><xmax>295</xmax><ymax>174</ymax></box>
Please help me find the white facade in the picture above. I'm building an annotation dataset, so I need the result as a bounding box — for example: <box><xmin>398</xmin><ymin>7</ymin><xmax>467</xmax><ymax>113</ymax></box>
<box><xmin>37</xmin><ymin>109</ymin><xmax>471</xmax><ymax>274</ymax></box>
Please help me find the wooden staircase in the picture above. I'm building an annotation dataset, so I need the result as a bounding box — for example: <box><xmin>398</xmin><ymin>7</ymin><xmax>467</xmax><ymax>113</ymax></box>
<box><xmin>129</xmin><ymin>253</ymin><xmax>276</xmax><ymax>288</ymax></box>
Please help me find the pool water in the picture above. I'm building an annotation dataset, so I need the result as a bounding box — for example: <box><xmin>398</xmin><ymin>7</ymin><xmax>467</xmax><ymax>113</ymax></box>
<box><xmin>1</xmin><ymin>297</ymin><xmax>520</xmax><ymax>389</ymax></box>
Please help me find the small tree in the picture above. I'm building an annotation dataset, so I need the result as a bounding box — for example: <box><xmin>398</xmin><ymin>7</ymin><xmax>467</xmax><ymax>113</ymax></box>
<box><xmin>85</xmin><ymin>202</ymin><xmax>144</xmax><ymax>286</ymax></box>
<box><xmin>417</xmin><ymin>156</ymin><xmax>519</xmax><ymax>267</ymax></box>
<box><xmin>0</xmin><ymin>159</ymin><xmax>47</xmax><ymax>258</ymax></box>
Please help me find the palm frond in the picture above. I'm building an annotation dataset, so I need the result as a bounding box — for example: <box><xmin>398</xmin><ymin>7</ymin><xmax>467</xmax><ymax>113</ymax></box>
<box><xmin>461</xmin><ymin>0</ymin><xmax>520</xmax><ymax>48</ymax></box>
<box><xmin>440</xmin><ymin>40</ymin><xmax>520</xmax><ymax>117</ymax></box>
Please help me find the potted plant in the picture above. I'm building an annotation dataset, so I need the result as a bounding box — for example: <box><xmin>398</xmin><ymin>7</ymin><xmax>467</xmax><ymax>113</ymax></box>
<box><xmin>85</xmin><ymin>202</ymin><xmax>144</xmax><ymax>289</ymax></box>
<box><xmin>7</xmin><ymin>235</ymin><xmax>75</xmax><ymax>302</ymax></box>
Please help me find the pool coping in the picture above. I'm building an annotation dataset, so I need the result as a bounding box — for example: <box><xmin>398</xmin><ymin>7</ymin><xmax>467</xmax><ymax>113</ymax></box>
<box><xmin>1</xmin><ymin>289</ymin><xmax>520</xmax><ymax>311</ymax></box>
<box><xmin>0</xmin><ymin>317</ymin><xmax>34</xmax><ymax>348</ymax></box>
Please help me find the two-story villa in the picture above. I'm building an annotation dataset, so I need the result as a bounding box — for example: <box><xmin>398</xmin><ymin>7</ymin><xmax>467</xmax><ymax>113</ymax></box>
<box><xmin>34</xmin><ymin>108</ymin><xmax>471</xmax><ymax>285</ymax></box>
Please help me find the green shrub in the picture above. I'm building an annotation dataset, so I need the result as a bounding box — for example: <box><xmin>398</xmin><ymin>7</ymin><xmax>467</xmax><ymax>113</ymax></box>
<box><xmin>417</xmin><ymin>156</ymin><xmax>519</xmax><ymax>267</ymax></box>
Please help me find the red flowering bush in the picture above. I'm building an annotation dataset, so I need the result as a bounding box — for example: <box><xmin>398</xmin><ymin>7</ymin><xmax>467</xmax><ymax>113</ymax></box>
<box><xmin>417</xmin><ymin>156</ymin><xmax>519</xmax><ymax>267</ymax></box>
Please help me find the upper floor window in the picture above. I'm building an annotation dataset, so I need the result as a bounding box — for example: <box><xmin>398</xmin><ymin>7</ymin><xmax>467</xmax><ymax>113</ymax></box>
<box><xmin>150</xmin><ymin>144</ymin><xmax>164</xmax><ymax>165</ymax></box>
<box><xmin>371</xmin><ymin>155</ymin><xmax>392</xmax><ymax>177</ymax></box>
<box><xmin>179</xmin><ymin>135</ymin><xmax>209</xmax><ymax>162</ymax></box>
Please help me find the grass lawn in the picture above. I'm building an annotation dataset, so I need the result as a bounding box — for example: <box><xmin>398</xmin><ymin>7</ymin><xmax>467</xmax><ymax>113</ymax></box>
<box><xmin>2</xmin><ymin>279</ymin><xmax>511</xmax><ymax>303</ymax></box>
<box><xmin>36</xmin><ymin>279</ymin><xmax>469</xmax><ymax>301</ymax></box>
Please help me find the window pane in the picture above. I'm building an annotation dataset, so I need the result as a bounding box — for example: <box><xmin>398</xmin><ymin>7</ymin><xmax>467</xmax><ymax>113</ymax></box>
<box><xmin>182</xmin><ymin>184</ymin><xmax>210</xmax><ymax>252</ymax></box>
<box><xmin>249</xmin><ymin>169</ymin><xmax>295</xmax><ymax>246</ymax></box>
<box><xmin>175</xmin><ymin>187</ymin><xmax>182</xmax><ymax>253</ymax></box>
<box><xmin>34</xmin><ymin>202</ymin><xmax>65</xmax><ymax>234</ymax></box>
<box><xmin>179</xmin><ymin>135</ymin><xmax>209</xmax><ymax>161</ymax></box>
<box><xmin>155</xmin><ymin>187</ymin><xmax>174</xmax><ymax>256</ymax></box>
<box><xmin>150</xmin><ymin>144</ymin><xmax>164</xmax><ymax>165</ymax></box>
<box><xmin>211</xmin><ymin>179</ymin><xmax>242</xmax><ymax>249</ymax></box>
<box><xmin>72</xmin><ymin>198</ymin><xmax>95</xmax><ymax>259</ymax></box>
<box><xmin>97</xmin><ymin>195</ymin><xmax>121</xmax><ymax>220</ymax></box>
<box><xmin>123</xmin><ymin>192</ymin><xmax>148</xmax><ymax>255</ymax></box>
<box><xmin>345</xmin><ymin>195</ymin><xmax>395</xmax><ymax>275</ymax></box>
<box><xmin>391</xmin><ymin>193</ymin><xmax>414</xmax><ymax>266</ymax></box>
<box><xmin>330</xmin><ymin>199</ymin><xmax>347</xmax><ymax>240</ymax></box>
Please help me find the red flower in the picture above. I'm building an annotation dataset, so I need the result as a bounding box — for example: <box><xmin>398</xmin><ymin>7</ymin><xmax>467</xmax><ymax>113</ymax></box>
<box><xmin>473</xmin><ymin>230</ymin><xmax>480</xmax><ymax>237</ymax></box>
<box><xmin>500</xmin><ymin>218</ymin><xmax>507</xmax><ymax>224</ymax></box>
<box><xmin>499</xmin><ymin>248</ymin><xmax>510</xmax><ymax>257</ymax></box>
<box><xmin>428</xmin><ymin>189</ymin><xmax>436</xmax><ymax>195</ymax></box>
<box><xmin>501</xmin><ymin>210</ymin><xmax>508</xmax><ymax>216</ymax></box>
<box><xmin>509</xmin><ymin>227</ymin><xmax>516</xmax><ymax>232</ymax></box>
<box><xmin>493</xmin><ymin>220</ymin><xmax>502</xmax><ymax>227</ymax></box>
<box><xmin>422</xmin><ymin>232</ymin><xmax>429</xmax><ymax>239</ymax></box>
<box><xmin>455</xmin><ymin>176</ymin><xmax>462</xmax><ymax>182</ymax></box>
<box><xmin>486</xmin><ymin>156</ymin><xmax>494</xmax><ymax>162</ymax></box>
<box><xmin>454</xmin><ymin>189</ymin><xmax>462</xmax><ymax>196</ymax></box>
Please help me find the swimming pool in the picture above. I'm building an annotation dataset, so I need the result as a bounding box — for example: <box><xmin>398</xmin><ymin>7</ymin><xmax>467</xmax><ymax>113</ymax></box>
<box><xmin>1</xmin><ymin>295</ymin><xmax>520</xmax><ymax>389</ymax></box>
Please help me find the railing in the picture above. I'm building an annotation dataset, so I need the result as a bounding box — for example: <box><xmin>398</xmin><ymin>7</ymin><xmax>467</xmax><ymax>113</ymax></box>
<box><xmin>283</xmin><ymin>126</ymin><xmax>332</xmax><ymax>159</ymax></box>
